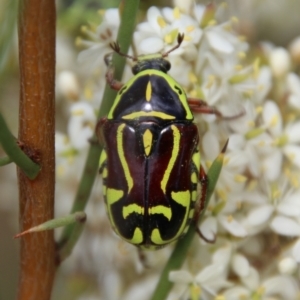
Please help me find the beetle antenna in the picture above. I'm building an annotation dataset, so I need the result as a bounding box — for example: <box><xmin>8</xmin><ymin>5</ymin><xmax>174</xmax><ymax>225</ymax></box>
<box><xmin>162</xmin><ymin>33</ymin><xmax>185</xmax><ymax>57</ymax></box>
<box><xmin>110</xmin><ymin>42</ymin><xmax>137</xmax><ymax>61</ymax></box>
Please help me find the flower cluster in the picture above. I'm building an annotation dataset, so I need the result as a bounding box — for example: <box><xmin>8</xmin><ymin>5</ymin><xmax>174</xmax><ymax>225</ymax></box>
<box><xmin>55</xmin><ymin>2</ymin><xmax>300</xmax><ymax>300</ymax></box>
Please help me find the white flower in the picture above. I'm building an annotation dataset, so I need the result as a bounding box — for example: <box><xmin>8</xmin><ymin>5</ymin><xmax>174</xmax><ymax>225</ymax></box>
<box><xmin>196</xmin><ymin>19</ymin><xmax>248</xmax><ymax>73</ymax></box>
<box><xmin>55</xmin><ymin>132</ymin><xmax>73</xmax><ymax>155</ymax></box>
<box><xmin>223</xmin><ymin>268</ymin><xmax>299</xmax><ymax>300</ymax></box>
<box><xmin>262</xmin><ymin>100</ymin><xmax>300</xmax><ymax>175</ymax></box>
<box><xmin>292</xmin><ymin>239</ymin><xmax>300</xmax><ymax>262</ymax></box>
<box><xmin>134</xmin><ymin>6</ymin><xmax>202</xmax><ymax>57</ymax></box>
<box><xmin>55</xmin><ymin>132</ymin><xmax>78</xmax><ymax>179</ymax></box>
<box><xmin>212</xmin><ymin>245</ymin><xmax>252</xmax><ymax>279</ymax></box>
<box><xmin>56</xmin><ymin>70</ymin><xmax>80</xmax><ymax>101</ymax></box>
<box><xmin>245</xmin><ymin>179</ymin><xmax>300</xmax><ymax>239</ymax></box>
<box><xmin>231</xmin><ymin>99</ymin><xmax>300</xmax><ymax>182</ymax></box>
<box><xmin>172</xmin><ymin>0</ymin><xmax>194</xmax><ymax>14</ymax></box>
<box><xmin>195</xmin><ymin>53</ymin><xmax>264</xmax><ymax>124</ymax></box>
<box><xmin>102</xmin><ymin>269</ymin><xmax>123</xmax><ymax>300</ymax></box>
<box><xmin>250</xmin><ymin>65</ymin><xmax>273</xmax><ymax>104</ymax></box>
<box><xmin>202</xmin><ymin>132</ymin><xmax>248</xmax><ymax>193</ymax></box>
<box><xmin>270</xmin><ymin>215</ymin><xmax>300</xmax><ymax>236</ymax></box>
<box><xmin>200</xmin><ymin>131</ymin><xmax>252</xmax><ymax>239</ymax></box>
<box><xmin>287</xmin><ymin>72</ymin><xmax>300</xmax><ymax>109</ymax></box>
<box><xmin>169</xmin><ymin>261</ymin><xmax>231</xmax><ymax>300</ymax></box>
<box><xmin>167</xmin><ymin>55</ymin><xmax>192</xmax><ymax>87</ymax></box>
<box><xmin>68</xmin><ymin>102</ymin><xmax>96</xmax><ymax>149</ymax></box>
<box><xmin>123</xmin><ymin>276</ymin><xmax>158</xmax><ymax>300</ymax></box>
<box><xmin>199</xmin><ymin>194</ymin><xmax>248</xmax><ymax>239</ymax></box>
<box><xmin>262</xmin><ymin>275</ymin><xmax>299</xmax><ymax>299</ymax></box>
<box><xmin>246</xmin><ymin>203</ymin><xmax>274</xmax><ymax>228</ymax></box>
<box><xmin>199</xmin><ymin>54</ymin><xmax>255</xmax><ymax>109</ymax></box>
<box><xmin>77</xmin><ymin>9</ymin><xmax>120</xmax><ymax>72</ymax></box>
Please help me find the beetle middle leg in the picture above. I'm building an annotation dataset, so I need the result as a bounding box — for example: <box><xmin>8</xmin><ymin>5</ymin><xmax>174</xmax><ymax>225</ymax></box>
<box><xmin>194</xmin><ymin>164</ymin><xmax>208</xmax><ymax>225</ymax></box>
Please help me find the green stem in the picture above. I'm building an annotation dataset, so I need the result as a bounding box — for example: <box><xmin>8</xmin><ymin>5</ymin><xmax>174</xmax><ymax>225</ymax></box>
<box><xmin>57</xmin><ymin>0</ymin><xmax>140</xmax><ymax>256</ymax></box>
<box><xmin>0</xmin><ymin>0</ymin><xmax>18</xmax><ymax>73</ymax></box>
<box><xmin>0</xmin><ymin>112</ymin><xmax>40</xmax><ymax>179</ymax></box>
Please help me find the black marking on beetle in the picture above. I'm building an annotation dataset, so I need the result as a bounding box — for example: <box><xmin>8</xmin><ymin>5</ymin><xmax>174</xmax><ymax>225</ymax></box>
<box><xmin>174</xmin><ymin>85</ymin><xmax>183</xmax><ymax>95</ymax></box>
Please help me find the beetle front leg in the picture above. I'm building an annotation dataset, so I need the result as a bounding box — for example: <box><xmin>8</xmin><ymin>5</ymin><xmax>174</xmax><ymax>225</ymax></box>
<box><xmin>188</xmin><ymin>97</ymin><xmax>244</xmax><ymax>119</ymax></box>
<box><xmin>188</xmin><ymin>98</ymin><xmax>223</xmax><ymax>117</ymax></box>
<box><xmin>104</xmin><ymin>52</ymin><xmax>124</xmax><ymax>90</ymax></box>
<box><xmin>106</xmin><ymin>66</ymin><xmax>124</xmax><ymax>91</ymax></box>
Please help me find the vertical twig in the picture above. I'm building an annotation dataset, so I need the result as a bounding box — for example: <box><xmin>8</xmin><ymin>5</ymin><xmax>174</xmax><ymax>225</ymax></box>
<box><xmin>17</xmin><ymin>1</ymin><xmax>56</xmax><ymax>299</ymax></box>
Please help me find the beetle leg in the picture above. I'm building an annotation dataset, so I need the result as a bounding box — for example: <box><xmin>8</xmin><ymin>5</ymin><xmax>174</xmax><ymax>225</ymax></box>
<box><xmin>88</xmin><ymin>117</ymin><xmax>108</xmax><ymax>146</ymax></box>
<box><xmin>194</xmin><ymin>165</ymin><xmax>217</xmax><ymax>243</ymax></box>
<box><xmin>106</xmin><ymin>66</ymin><xmax>124</xmax><ymax>91</ymax></box>
<box><xmin>104</xmin><ymin>52</ymin><xmax>123</xmax><ymax>90</ymax></box>
<box><xmin>104</xmin><ymin>52</ymin><xmax>113</xmax><ymax>67</ymax></box>
<box><xmin>106</xmin><ymin>68</ymin><xmax>124</xmax><ymax>91</ymax></box>
<box><xmin>137</xmin><ymin>249</ymin><xmax>151</xmax><ymax>269</ymax></box>
<box><xmin>195</xmin><ymin>227</ymin><xmax>216</xmax><ymax>244</ymax></box>
<box><xmin>188</xmin><ymin>98</ymin><xmax>222</xmax><ymax>117</ymax></box>
<box><xmin>95</xmin><ymin>117</ymin><xmax>108</xmax><ymax>145</ymax></box>
<box><xmin>194</xmin><ymin>164</ymin><xmax>208</xmax><ymax>225</ymax></box>
<box><xmin>187</xmin><ymin>97</ymin><xmax>244</xmax><ymax>119</ymax></box>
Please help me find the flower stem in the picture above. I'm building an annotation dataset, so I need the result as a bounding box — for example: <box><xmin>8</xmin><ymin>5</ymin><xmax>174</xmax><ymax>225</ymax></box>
<box><xmin>17</xmin><ymin>1</ymin><xmax>56</xmax><ymax>299</ymax></box>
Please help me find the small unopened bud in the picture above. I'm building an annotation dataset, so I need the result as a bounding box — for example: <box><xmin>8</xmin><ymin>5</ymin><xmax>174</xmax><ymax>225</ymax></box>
<box><xmin>57</xmin><ymin>71</ymin><xmax>80</xmax><ymax>101</ymax></box>
<box><xmin>289</xmin><ymin>36</ymin><xmax>300</xmax><ymax>66</ymax></box>
<box><xmin>173</xmin><ymin>0</ymin><xmax>193</xmax><ymax>14</ymax></box>
<box><xmin>278</xmin><ymin>257</ymin><xmax>297</xmax><ymax>275</ymax></box>
<box><xmin>269</xmin><ymin>47</ymin><xmax>291</xmax><ymax>78</ymax></box>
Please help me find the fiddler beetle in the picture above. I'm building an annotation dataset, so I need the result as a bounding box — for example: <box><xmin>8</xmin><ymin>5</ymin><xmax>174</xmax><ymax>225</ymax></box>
<box><xmin>97</xmin><ymin>33</ymin><xmax>229</xmax><ymax>250</ymax></box>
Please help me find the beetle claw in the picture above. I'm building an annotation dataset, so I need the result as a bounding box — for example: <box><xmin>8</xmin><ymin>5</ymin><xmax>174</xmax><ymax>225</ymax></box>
<box><xmin>196</xmin><ymin>227</ymin><xmax>216</xmax><ymax>244</ymax></box>
<box><xmin>110</xmin><ymin>41</ymin><xmax>120</xmax><ymax>52</ymax></box>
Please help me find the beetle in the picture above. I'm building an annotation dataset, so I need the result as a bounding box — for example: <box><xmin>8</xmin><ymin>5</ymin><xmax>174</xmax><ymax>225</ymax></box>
<box><xmin>97</xmin><ymin>34</ymin><xmax>224</xmax><ymax>250</ymax></box>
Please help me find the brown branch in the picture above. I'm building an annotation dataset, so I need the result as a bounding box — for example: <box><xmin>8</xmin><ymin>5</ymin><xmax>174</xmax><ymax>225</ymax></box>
<box><xmin>17</xmin><ymin>1</ymin><xmax>56</xmax><ymax>300</ymax></box>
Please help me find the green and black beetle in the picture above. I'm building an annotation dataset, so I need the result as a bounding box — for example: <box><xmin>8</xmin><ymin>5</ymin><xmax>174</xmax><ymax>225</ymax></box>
<box><xmin>97</xmin><ymin>34</ymin><xmax>226</xmax><ymax>250</ymax></box>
